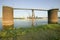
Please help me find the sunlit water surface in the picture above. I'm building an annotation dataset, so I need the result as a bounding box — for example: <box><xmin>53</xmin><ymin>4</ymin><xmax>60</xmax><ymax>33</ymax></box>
<box><xmin>0</xmin><ymin>19</ymin><xmax>60</xmax><ymax>30</ymax></box>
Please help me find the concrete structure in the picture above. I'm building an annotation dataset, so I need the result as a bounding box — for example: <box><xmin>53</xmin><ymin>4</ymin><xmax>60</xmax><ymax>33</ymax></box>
<box><xmin>2</xmin><ymin>6</ymin><xmax>14</xmax><ymax>29</ymax></box>
<box><xmin>48</xmin><ymin>9</ymin><xmax>59</xmax><ymax>24</ymax></box>
<box><xmin>2</xmin><ymin>6</ymin><xmax>60</xmax><ymax>29</ymax></box>
<box><xmin>32</xmin><ymin>9</ymin><xmax>35</xmax><ymax>19</ymax></box>
<box><xmin>32</xmin><ymin>9</ymin><xmax>35</xmax><ymax>26</ymax></box>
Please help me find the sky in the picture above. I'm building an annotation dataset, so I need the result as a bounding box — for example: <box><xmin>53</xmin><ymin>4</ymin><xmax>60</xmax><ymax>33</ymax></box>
<box><xmin>0</xmin><ymin>0</ymin><xmax>60</xmax><ymax>18</ymax></box>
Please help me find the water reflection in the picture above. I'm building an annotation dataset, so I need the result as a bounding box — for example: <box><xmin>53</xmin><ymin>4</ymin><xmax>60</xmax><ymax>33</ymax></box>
<box><xmin>2</xmin><ymin>24</ymin><xmax>14</xmax><ymax>30</ymax></box>
<box><xmin>0</xmin><ymin>19</ymin><xmax>60</xmax><ymax>30</ymax></box>
<box><xmin>14</xmin><ymin>19</ymin><xmax>48</xmax><ymax>28</ymax></box>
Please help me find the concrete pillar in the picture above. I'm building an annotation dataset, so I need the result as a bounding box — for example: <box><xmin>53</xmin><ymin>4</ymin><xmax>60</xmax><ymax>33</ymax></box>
<box><xmin>32</xmin><ymin>9</ymin><xmax>35</xmax><ymax>19</ymax></box>
<box><xmin>32</xmin><ymin>9</ymin><xmax>35</xmax><ymax>26</ymax></box>
<box><xmin>48</xmin><ymin>9</ymin><xmax>59</xmax><ymax>24</ymax></box>
<box><xmin>2</xmin><ymin>6</ymin><xmax>14</xmax><ymax>29</ymax></box>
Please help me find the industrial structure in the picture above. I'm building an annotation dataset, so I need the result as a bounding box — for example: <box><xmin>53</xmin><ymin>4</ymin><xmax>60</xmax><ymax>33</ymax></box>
<box><xmin>2</xmin><ymin>6</ymin><xmax>59</xmax><ymax>29</ymax></box>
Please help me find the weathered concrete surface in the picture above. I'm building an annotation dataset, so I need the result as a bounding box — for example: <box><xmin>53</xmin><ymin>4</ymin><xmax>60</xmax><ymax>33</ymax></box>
<box><xmin>32</xmin><ymin>9</ymin><xmax>35</xmax><ymax>26</ymax></box>
<box><xmin>2</xmin><ymin>6</ymin><xmax>14</xmax><ymax>29</ymax></box>
<box><xmin>48</xmin><ymin>9</ymin><xmax>59</xmax><ymax>24</ymax></box>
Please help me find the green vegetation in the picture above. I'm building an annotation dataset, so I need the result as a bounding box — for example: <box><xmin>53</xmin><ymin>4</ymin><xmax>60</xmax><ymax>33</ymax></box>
<box><xmin>0</xmin><ymin>24</ymin><xmax>60</xmax><ymax>40</ymax></box>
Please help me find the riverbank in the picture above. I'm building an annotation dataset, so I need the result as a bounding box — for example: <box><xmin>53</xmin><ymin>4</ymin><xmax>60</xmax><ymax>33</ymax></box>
<box><xmin>0</xmin><ymin>24</ymin><xmax>60</xmax><ymax>40</ymax></box>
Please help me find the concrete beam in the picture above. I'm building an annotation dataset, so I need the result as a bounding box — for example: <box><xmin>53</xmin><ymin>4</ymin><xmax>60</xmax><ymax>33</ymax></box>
<box><xmin>14</xmin><ymin>8</ymin><xmax>48</xmax><ymax>11</ymax></box>
<box><xmin>48</xmin><ymin>9</ymin><xmax>59</xmax><ymax>24</ymax></box>
<box><xmin>2</xmin><ymin>6</ymin><xmax>14</xmax><ymax>29</ymax></box>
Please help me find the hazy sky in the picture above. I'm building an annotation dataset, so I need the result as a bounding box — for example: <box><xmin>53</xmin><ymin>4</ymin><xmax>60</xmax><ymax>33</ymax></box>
<box><xmin>0</xmin><ymin>0</ymin><xmax>60</xmax><ymax>18</ymax></box>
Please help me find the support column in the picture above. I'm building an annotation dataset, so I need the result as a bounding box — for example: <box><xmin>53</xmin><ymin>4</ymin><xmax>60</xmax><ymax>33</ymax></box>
<box><xmin>32</xmin><ymin>9</ymin><xmax>35</xmax><ymax>19</ymax></box>
<box><xmin>48</xmin><ymin>9</ymin><xmax>59</xmax><ymax>24</ymax></box>
<box><xmin>32</xmin><ymin>9</ymin><xmax>35</xmax><ymax>26</ymax></box>
<box><xmin>2</xmin><ymin>6</ymin><xmax>14</xmax><ymax>29</ymax></box>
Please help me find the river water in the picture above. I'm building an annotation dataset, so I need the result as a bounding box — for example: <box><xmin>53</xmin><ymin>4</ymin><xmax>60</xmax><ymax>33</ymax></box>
<box><xmin>0</xmin><ymin>19</ymin><xmax>60</xmax><ymax>30</ymax></box>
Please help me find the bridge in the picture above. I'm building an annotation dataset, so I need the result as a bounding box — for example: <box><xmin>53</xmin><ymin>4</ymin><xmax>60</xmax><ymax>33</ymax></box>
<box><xmin>2</xmin><ymin>6</ymin><xmax>60</xmax><ymax>29</ymax></box>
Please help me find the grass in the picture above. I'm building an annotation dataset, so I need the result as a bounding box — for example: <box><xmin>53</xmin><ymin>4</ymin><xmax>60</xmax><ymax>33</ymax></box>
<box><xmin>0</xmin><ymin>24</ymin><xmax>60</xmax><ymax>40</ymax></box>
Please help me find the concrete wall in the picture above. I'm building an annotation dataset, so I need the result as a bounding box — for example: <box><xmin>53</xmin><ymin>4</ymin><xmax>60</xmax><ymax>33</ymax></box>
<box><xmin>2</xmin><ymin>6</ymin><xmax>14</xmax><ymax>29</ymax></box>
<box><xmin>48</xmin><ymin>9</ymin><xmax>59</xmax><ymax>24</ymax></box>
